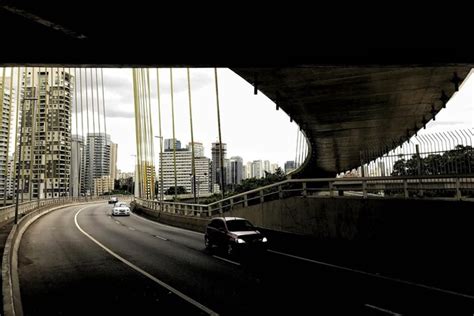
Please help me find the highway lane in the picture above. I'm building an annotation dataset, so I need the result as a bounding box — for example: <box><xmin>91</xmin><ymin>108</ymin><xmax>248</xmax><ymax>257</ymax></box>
<box><xmin>19</xmin><ymin>202</ymin><xmax>474</xmax><ymax>315</ymax></box>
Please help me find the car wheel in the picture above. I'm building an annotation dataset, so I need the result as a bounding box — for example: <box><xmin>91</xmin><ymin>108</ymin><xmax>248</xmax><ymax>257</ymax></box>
<box><xmin>204</xmin><ymin>236</ymin><xmax>212</xmax><ymax>250</ymax></box>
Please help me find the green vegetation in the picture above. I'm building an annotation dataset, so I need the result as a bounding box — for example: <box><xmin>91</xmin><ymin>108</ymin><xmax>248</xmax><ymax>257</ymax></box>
<box><xmin>165</xmin><ymin>186</ymin><xmax>187</xmax><ymax>195</ymax></box>
<box><xmin>391</xmin><ymin>145</ymin><xmax>473</xmax><ymax>176</ymax></box>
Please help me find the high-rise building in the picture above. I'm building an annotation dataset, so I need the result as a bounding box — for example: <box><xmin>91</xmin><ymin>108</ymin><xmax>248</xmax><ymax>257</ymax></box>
<box><xmin>159</xmin><ymin>145</ymin><xmax>210</xmax><ymax>196</ymax></box>
<box><xmin>83</xmin><ymin>133</ymin><xmax>112</xmax><ymax>195</ymax></box>
<box><xmin>228</xmin><ymin>156</ymin><xmax>243</xmax><ymax>186</ymax></box>
<box><xmin>19</xmin><ymin>69</ymin><xmax>72</xmax><ymax>199</ymax></box>
<box><xmin>211</xmin><ymin>142</ymin><xmax>227</xmax><ymax>192</ymax></box>
<box><xmin>164</xmin><ymin>138</ymin><xmax>181</xmax><ymax>151</ymax></box>
<box><xmin>284</xmin><ymin>160</ymin><xmax>296</xmax><ymax>174</ymax></box>
<box><xmin>5</xmin><ymin>155</ymin><xmax>15</xmax><ymax>199</ymax></box>
<box><xmin>245</xmin><ymin>161</ymin><xmax>252</xmax><ymax>179</ymax></box>
<box><xmin>0</xmin><ymin>78</ymin><xmax>13</xmax><ymax>200</ymax></box>
<box><xmin>251</xmin><ymin>160</ymin><xmax>263</xmax><ymax>178</ymax></box>
<box><xmin>93</xmin><ymin>175</ymin><xmax>114</xmax><ymax>196</ymax></box>
<box><xmin>71</xmin><ymin>135</ymin><xmax>84</xmax><ymax>197</ymax></box>
<box><xmin>187</xmin><ymin>142</ymin><xmax>204</xmax><ymax>158</ymax></box>
<box><xmin>263</xmin><ymin>160</ymin><xmax>271</xmax><ymax>174</ymax></box>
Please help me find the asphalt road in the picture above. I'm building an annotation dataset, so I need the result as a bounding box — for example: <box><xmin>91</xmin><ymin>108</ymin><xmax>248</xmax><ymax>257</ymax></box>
<box><xmin>18</xmin><ymin>202</ymin><xmax>474</xmax><ymax>315</ymax></box>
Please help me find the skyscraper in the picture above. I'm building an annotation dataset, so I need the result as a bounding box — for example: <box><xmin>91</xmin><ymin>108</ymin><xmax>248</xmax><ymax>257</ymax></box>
<box><xmin>263</xmin><ymin>160</ymin><xmax>271</xmax><ymax>174</ymax></box>
<box><xmin>83</xmin><ymin>133</ymin><xmax>112</xmax><ymax>195</ymax></box>
<box><xmin>71</xmin><ymin>134</ymin><xmax>84</xmax><ymax>197</ymax></box>
<box><xmin>211</xmin><ymin>142</ymin><xmax>227</xmax><ymax>192</ymax></box>
<box><xmin>187</xmin><ymin>141</ymin><xmax>204</xmax><ymax>158</ymax></box>
<box><xmin>228</xmin><ymin>156</ymin><xmax>243</xmax><ymax>186</ymax></box>
<box><xmin>19</xmin><ymin>69</ymin><xmax>72</xmax><ymax>199</ymax></box>
<box><xmin>160</xmin><ymin>143</ymin><xmax>210</xmax><ymax>196</ymax></box>
<box><xmin>164</xmin><ymin>138</ymin><xmax>181</xmax><ymax>151</ymax></box>
<box><xmin>0</xmin><ymin>77</ymin><xmax>13</xmax><ymax>200</ymax></box>
<box><xmin>251</xmin><ymin>160</ymin><xmax>263</xmax><ymax>178</ymax></box>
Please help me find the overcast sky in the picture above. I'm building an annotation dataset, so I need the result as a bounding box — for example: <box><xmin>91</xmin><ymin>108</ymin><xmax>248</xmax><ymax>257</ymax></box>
<box><xmin>86</xmin><ymin>68</ymin><xmax>301</xmax><ymax>173</ymax></box>
<box><xmin>70</xmin><ymin>67</ymin><xmax>473</xmax><ymax>173</ymax></box>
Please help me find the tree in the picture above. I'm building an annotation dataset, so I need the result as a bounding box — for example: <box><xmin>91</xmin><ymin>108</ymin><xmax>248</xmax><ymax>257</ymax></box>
<box><xmin>165</xmin><ymin>186</ymin><xmax>187</xmax><ymax>195</ymax></box>
<box><xmin>391</xmin><ymin>145</ymin><xmax>473</xmax><ymax>176</ymax></box>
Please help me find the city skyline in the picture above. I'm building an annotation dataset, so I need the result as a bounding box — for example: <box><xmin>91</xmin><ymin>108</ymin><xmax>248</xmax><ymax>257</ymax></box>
<box><xmin>99</xmin><ymin>68</ymin><xmax>303</xmax><ymax>173</ymax></box>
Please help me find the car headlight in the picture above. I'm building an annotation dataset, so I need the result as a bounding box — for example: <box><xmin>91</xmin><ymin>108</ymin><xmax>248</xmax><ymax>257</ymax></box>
<box><xmin>236</xmin><ymin>238</ymin><xmax>246</xmax><ymax>244</ymax></box>
<box><xmin>261</xmin><ymin>237</ymin><xmax>268</xmax><ymax>242</ymax></box>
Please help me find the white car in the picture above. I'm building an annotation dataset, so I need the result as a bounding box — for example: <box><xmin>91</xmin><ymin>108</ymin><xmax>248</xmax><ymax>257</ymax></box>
<box><xmin>112</xmin><ymin>203</ymin><xmax>131</xmax><ymax>216</ymax></box>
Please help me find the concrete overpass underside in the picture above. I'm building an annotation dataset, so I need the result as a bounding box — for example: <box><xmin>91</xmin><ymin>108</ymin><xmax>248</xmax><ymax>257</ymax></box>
<box><xmin>233</xmin><ymin>67</ymin><xmax>473</xmax><ymax>177</ymax></box>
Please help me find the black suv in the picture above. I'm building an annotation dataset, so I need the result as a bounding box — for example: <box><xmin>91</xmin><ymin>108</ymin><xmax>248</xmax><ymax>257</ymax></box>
<box><xmin>204</xmin><ymin>217</ymin><xmax>268</xmax><ymax>256</ymax></box>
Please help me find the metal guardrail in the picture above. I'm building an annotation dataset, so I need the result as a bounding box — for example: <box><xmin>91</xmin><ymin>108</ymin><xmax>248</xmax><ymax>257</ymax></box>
<box><xmin>134</xmin><ymin>175</ymin><xmax>474</xmax><ymax>218</ymax></box>
<box><xmin>0</xmin><ymin>194</ymin><xmax>132</xmax><ymax>224</ymax></box>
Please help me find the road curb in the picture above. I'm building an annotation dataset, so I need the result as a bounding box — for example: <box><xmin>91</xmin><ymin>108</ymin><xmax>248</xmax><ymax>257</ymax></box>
<box><xmin>2</xmin><ymin>201</ymin><xmax>104</xmax><ymax>316</ymax></box>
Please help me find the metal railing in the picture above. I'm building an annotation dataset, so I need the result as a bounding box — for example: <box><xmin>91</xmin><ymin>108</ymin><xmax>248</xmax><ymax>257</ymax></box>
<box><xmin>134</xmin><ymin>175</ymin><xmax>474</xmax><ymax>218</ymax></box>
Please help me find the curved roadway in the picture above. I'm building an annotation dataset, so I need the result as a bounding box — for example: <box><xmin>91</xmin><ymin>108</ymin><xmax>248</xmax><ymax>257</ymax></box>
<box><xmin>18</xmin><ymin>202</ymin><xmax>474</xmax><ymax>315</ymax></box>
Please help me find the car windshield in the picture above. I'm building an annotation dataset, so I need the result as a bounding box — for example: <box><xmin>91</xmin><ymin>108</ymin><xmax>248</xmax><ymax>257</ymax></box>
<box><xmin>226</xmin><ymin>219</ymin><xmax>255</xmax><ymax>232</ymax></box>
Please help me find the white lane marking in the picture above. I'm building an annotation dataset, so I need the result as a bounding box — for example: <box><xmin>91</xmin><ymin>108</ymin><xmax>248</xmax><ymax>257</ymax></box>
<box><xmin>267</xmin><ymin>249</ymin><xmax>474</xmax><ymax>300</ymax></box>
<box><xmin>74</xmin><ymin>206</ymin><xmax>218</xmax><ymax>316</ymax></box>
<box><xmin>365</xmin><ymin>304</ymin><xmax>402</xmax><ymax>315</ymax></box>
<box><xmin>153</xmin><ymin>235</ymin><xmax>168</xmax><ymax>241</ymax></box>
<box><xmin>128</xmin><ymin>227</ymin><xmax>136</xmax><ymax>231</ymax></box>
<box><xmin>131</xmin><ymin>212</ymin><xmax>204</xmax><ymax>236</ymax></box>
<box><xmin>212</xmin><ymin>255</ymin><xmax>241</xmax><ymax>266</ymax></box>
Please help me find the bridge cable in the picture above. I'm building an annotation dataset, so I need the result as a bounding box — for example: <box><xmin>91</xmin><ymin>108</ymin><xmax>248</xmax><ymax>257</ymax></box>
<box><xmin>156</xmin><ymin>68</ymin><xmax>164</xmax><ymax>205</ymax></box>
<box><xmin>95</xmin><ymin>68</ymin><xmax>102</xmax><ymax>196</ymax></box>
<box><xmin>140</xmin><ymin>69</ymin><xmax>148</xmax><ymax>199</ymax></box>
<box><xmin>46</xmin><ymin>67</ymin><xmax>54</xmax><ymax>198</ymax></box>
<box><xmin>79</xmin><ymin>68</ymin><xmax>86</xmax><ymax>199</ymax></box>
<box><xmin>12</xmin><ymin>68</ymin><xmax>21</xmax><ymax>204</ymax></box>
<box><xmin>74</xmin><ymin>68</ymin><xmax>80</xmax><ymax>197</ymax></box>
<box><xmin>132</xmin><ymin>69</ymin><xmax>142</xmax><ymax>198</ymax></box>
<box><xmin>84</xmin><ymin>68</ymin><xmax>92</xmax><ymax>197</ymax></box>
<box><xmin>138</xmin><ymin>69</ymin><xmax>146</xmax><ymax>198</ymax></box>
<box><xmin>214</xmin><ymin>68</ymin><xmax>225</xmax><ymax>199</ymax></box>
<box><xmin>28</xmin><ymin>67</ymin><xmax>37</xmax><ymax>201</ymax></box>
<box><xmin>19</xmin><ymin>68</ymin><xmax>27</xmax><ymax>202</ymax></box>
<box><xmin>170</xmin><ymin>68</ymin><xmax>178</xmax><ymax>200</ymax></box>
<box><xmin>146</xmin><ymin>69</ymin><xmax>155</xmax><ymax>201</ymax></box>
<box><xmin>187</xmin><ymin>68</ymin><xmax>197</xmax><ymax>203</ymax></box>
<box><xmin>62</xmin><ymin>67</ymin><xmax>68</xmax><ymax>199</ymax></box>
<box><xmin>100</xmin><ymin>69</ymin><xmax>110</xmax><ymax>195</ymax></box>
<box><xmin>90</xmin><ymin>68</ymin><xmax>97</xmax><ymax>196</ymax></box>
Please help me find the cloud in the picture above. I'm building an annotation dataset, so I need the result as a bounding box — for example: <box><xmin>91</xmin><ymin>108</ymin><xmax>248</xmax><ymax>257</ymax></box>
<box><xmin>155</xmin><ymin>68</ymin><xmax>212</xmax><ymax>95</ymax></box>
<box><xmin>105</xmin><ymin>107</ymin><xmax>134</xmax><ymax>119</ymax></box>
